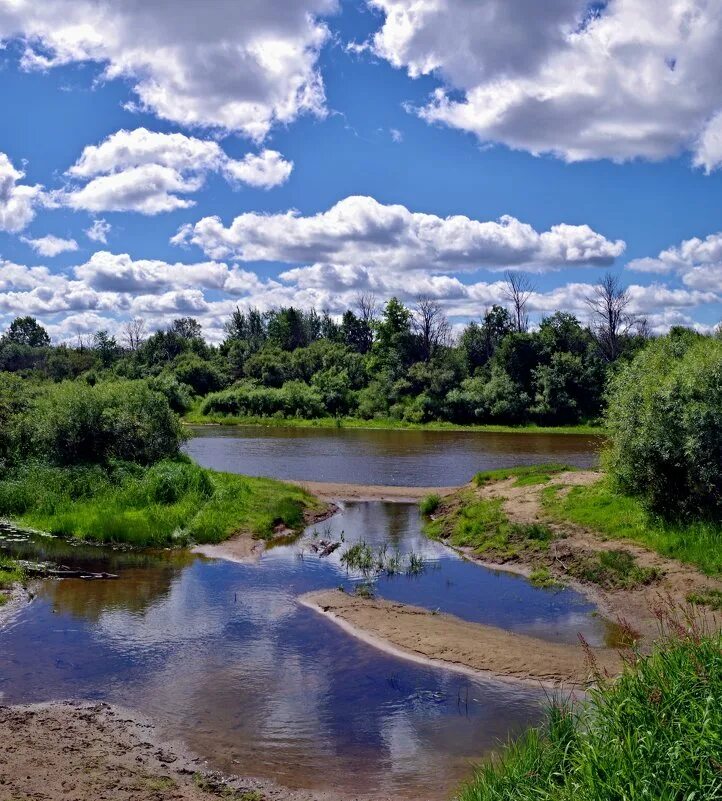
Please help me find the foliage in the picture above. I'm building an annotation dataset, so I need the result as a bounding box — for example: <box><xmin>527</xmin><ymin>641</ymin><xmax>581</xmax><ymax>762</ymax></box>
<box><xmin>458</xmin><ymin>621</ymin><xmax>722</xmax><ymax>801</ymax></box>
<box><xmin>605</xmin><ymin>332</ymin><xmax>722</xmax><ymax>521</ymax></box>
<box><xmin>12</xmin><ymin>379</ymin><xmax>184</xmax><ymax>467</ymax></box>
<box><xmin>474</xmin><ymin>464</ymin><xmax>569</xmax><ymax>487</ymax></box>
<box><xmin>420</xmin><ymin>494</ymin><xmax>442</xmax><ymax>515</ymax></box>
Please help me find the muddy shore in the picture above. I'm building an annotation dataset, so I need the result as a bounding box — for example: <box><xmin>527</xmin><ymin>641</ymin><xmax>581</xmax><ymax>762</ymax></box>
<box><xmin>301</xmin><ymin>589</ymin><xmax>621</xmax><ymax>686</ymax></box>
<box><xmin>0</xmin><ymin>701</ymin><xmax>342</xmax><ymax>801</ymax></box>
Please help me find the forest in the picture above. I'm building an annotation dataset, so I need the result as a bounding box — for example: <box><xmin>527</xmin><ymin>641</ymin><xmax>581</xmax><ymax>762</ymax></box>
<box><xmin>0</xmin><ymin>274</ymin><xmax>673</xmax><ymax>428</ymax></box>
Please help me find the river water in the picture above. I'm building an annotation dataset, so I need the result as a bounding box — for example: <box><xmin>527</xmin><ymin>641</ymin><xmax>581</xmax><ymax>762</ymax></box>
<box><xmin>0</xmin><ymin>428</ymin><xmax>603</xmax><ymax>800</ymax></box>
<box><xmin>185</xmin><ymin>425</ymin><xmax>602</xmax><ymax>486</ymax></box>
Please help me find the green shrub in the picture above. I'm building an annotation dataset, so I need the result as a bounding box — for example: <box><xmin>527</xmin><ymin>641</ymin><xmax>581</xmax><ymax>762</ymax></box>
<box><xmin>420</xmin><ymin>494</ymin><xmax>441</xmax><ymax>515</ymax></box>
<box><xmin>605</xmin><ymin>332</ymin><xmax>722</xmax><ymax>521</ymax></box>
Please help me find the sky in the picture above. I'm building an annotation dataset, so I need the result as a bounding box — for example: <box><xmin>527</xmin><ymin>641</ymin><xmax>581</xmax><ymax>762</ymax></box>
<box><xmin>1</xmin><ymin>0</ymin><xmax>722</xmax><ymax>343</ymax></box>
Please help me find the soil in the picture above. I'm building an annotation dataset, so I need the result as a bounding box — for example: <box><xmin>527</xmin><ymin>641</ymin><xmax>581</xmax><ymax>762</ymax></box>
<box><xmin>0</xmin><ymin>701</ymin><xmax>338</xmax><ymax>801</ymax></box>
<box><xmin>301</xmin><ymin>589</ymin><xmax>622</xmax><ymax>686</ymax></box>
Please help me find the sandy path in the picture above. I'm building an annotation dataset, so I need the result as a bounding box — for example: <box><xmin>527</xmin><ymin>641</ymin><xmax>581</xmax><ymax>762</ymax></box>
<box><xmin>288</xmin><ymin>480</ymin><xmax>458</xmax><ymax>502</ymax></box>
<box><xmin>301</xmin><ymin>589</ymin><xmax>621</xmax><ymax>686</ymax></box>
<box><xmin>0</xmin><ymin>701</ymin><xmax>339</xmax><ymax>801</ymax></box>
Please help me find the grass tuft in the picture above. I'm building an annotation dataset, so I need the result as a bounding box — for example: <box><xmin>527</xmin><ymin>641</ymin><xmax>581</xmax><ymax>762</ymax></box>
<box><xmin>474</xmin><ymin>464</ymin><xmax>571</xmax><ymax>487</ymax></box>
<box><xmin>419</xmin><ymin>493</ymin><xmax>442</xmax><ymax>516</ymax></box>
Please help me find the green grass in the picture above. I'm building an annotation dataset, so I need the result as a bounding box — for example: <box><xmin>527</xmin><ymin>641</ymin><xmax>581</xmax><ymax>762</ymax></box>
<box><xmin>425</xmin><ymin>491</ymin><xmax>554</xmax><ymax>560</ymax></box>
<box><xmin>0</xmin><ymin>460</ymin><xmax>324</xmax><ymax>548</ymax></box>
<box><xmin>543</xmin><ymin>478</ymin><xmax>722</xmax><ymax>576</ymax></box>
<box><xmin>687</xmin><ymin>588</ymin><xmax>722</xmax><ymax>611</ymax></box>
<box><xmin>457</xmin><ymin>619</ymin><xmax>722</xmax><ymax>801</ymax></box>
<box><xmin>0</xmin><ymin>553</ymin><xmax>24</xmax><ymax>604</ymax></box>
<box><xmin>568</xmin><ymin>548</ymin><xmax>661</xmax><ymax>590</ymax></box>
<box><xmin>528</xmin><ymin>567</ymin><xmax>562</xmax><ymax>589</ymax></box>
<box><xmin>475</xmin><ymin>463</ymin><xmax>572</xmax><ymax>487</ymax></box>
<box><xmin>419</xmin><ymin>493</ymin><xmax>442</xmax><ymax>515</ymax></box>
<box><xmin>183</xmin><ymin>409</ymin><xmax>605</xmax><ymax>436</ymax></box>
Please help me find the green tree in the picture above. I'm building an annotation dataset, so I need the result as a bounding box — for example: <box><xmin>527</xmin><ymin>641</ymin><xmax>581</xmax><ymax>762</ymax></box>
<box><xmin>605</xmin><ymin>332</ymin><xmax>722</xmax><ymax>520</ymax></box>
<box><xmin>2</xmin><ymin>316</ymin><xmax>51</xmax><ymax>348</ymax></box>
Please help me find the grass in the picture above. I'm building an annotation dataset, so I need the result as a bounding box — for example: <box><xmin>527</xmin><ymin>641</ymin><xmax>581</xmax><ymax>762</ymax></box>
<box><xmin>425</xmin><ymin>491</ymin><xmax>554</xmax><ymax>560</ymax></box>
<box><xmin>184</xmin><ymin>409</ymin><xmax>605</xmax><ymax>436</ymax></box>
<box><xmin>543</xmin><ymin>478</ymin><xmax>722</xmax><ymax>576</ymax></box>
<box><xmin>0</xmin><ymin>553</ymin><xmax>24</xmax><ymax>605</ymax></box>
<box><xmin>419</xmin><ymin>493</ymin><xmax>442</xmax><ymax>515</ymax></box>
<box><xmin>687</xmin><ymin>588</ymin><xmax>722</xmax><ymax>611</ymax></box>
<box><xmin>457</xmin><ymin>612</ymin><xmax>722</xmax><ymax>801</ymax></box>
<box><xmin>528</xmin><ymin>567</ymin><xmax>562</xmax><ymax>589</ymax></box>
<box><xmin>340</xmin><ymin>540</ymin><xmax>426</xmax><ymax>577</ymax></box>
<box><xmin>0</xmin><ymin>459</ymin><xmax>324</xmax><ymax>548</ymax></box>
<box><xmin>474</xmin><ymin>463</ymin><xmax>571</xmax><ymax>487</ymax></box>
<box><xmin>568</xmin><ymin>548</ymin><xmax>661</xmax><ymax>590</ymax></box>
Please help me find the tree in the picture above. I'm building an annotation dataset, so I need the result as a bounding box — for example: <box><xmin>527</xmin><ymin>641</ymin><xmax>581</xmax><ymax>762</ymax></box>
<box><xmin>503</xmin><ymin>271</ymin><xmax>534</xmax><ymax>333</ymax></box>
<box><xmin>341</xmin><ymin>310</ymin><xmax>372</xmax><ymax>353</ymax></box>
<box><xmin>170</xmin><ymin>317</ymin><xmax>203</xmax><ymax>341</ymax></box>
<box><xmin>122</xmin><ymin>317</ymin><xmax>146</xmax><ymax>351</ymax></box>
<box><xmin>460</xmin><ymin>305</ymin><xmax>514</xmax><ymax>372</ymax></box>
<box><xmin>92</xmin><ymin>330</ymin><xmax>120</xmax><ymax>368</ymax></box>
<box><xmin>605</xmin><ymin>332</ymin><xmax>722</xmax><ymax>521</ymax></box>
<box><xmin>586</xmin><ymin>273</ymin><xmax>634</xmax><ymax>361</ymax></box>
<box><xmin>413</xmin><ymin>296</ymin><xmax>451</xmax><ymax>362</ymax></box>
<box><xmin>374</xmin><ymin>297</ymin><xmax>414</xmax><ymax>368</ymax></box>
<box><xmin>3</xmin><ymin>316</ymin><xmax>50</xmax><ymax>348</ymax></box>
<box><xmin>356</xmin><ymin>292</ymin><xmax>379</xmax><ymax>328</ymax></box>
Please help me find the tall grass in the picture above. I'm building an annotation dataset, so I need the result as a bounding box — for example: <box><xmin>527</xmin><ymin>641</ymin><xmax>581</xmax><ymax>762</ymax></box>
<box><xmin>543</xmin><ymin>478</ymin><xmax>722</xmax><ymax>576</ymax></box>
<box><xmin>458</xmin><ymin>610</ymin><xmax>722</xmax><ymax>801</ymax></box>
<box><xmin>0</xmin><ymin>554</ymin><xmax>24</xmax><ymax>604</ymax></box>
<box><xmin>0</xmin><ymin>459</ymin><xmax>321</xmax><ymax>547</ymax></box>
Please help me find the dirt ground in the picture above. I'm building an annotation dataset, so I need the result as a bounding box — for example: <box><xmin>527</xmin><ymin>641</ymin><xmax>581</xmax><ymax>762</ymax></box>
<box><xmin>0</xmin><ymin>702</ymin><xmax>339</xmax><ymax>801</ymax></box>
<box><xmin>288</xmin><ymin>480</ymin><xmax>457</xmax><ymax>503</ymax></box>
<box><xmin>301</xmin><ymin>590</ymin><xmax>622</xmax><ymax>686</ymax></box>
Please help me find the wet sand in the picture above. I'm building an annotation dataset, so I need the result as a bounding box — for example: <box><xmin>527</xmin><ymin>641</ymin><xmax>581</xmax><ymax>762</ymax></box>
<box><xmin>289</xmin><ymin>480</ymin><xmax>458</xmax><ymax>502</ymax></box>
<box><xmin>300</xmin><ymin>589</ymin><xmax>622</xmax><ymax>686</ymax></box>
<box><xmin>0</xmin><ymin>702</ymin><xmax>339</xmax><ymax>801</ymax></box>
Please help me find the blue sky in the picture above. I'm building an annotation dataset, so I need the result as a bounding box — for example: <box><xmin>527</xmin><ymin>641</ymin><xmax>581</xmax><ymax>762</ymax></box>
<box><xmin>1</xmin><ymin>0</ymin><xmax>721</xmax><ymax>342</ymax></box>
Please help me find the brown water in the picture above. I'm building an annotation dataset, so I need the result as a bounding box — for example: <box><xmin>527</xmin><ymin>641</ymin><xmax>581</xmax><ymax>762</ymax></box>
<box><xmin>185</xmin><ymin>425</ymin><xmax>602</xmax><ymax>486</ymax></box>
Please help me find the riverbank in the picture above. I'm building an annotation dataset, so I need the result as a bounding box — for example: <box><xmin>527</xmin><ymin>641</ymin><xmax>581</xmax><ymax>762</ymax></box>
<box><xmin>425</xmin><ymin>470</ymin><xmax>722</xmax><ymax>643</ymax></box>
<box><xmin>301</xmin><ymin>590</ymin><xmax>621</xmax><ymax>686</ymax></box>
<box><xmin>0</xmin><ymin>702</ymin><xmax>336</xmax><ymax>801</ymax></box>
<box><xmin>0</xmin><ymin>460</ymin><xmax>330</xmax><ymax>549</ymax></box>
<box><xmin>183</xmin><ymin>412</ymin><xmax>605</xmax><ymax>437</ymax></box>
<box><xmin>288</xmin><ymin>480</ymin><xmax>458</xmax><ymax>502</ymax></box>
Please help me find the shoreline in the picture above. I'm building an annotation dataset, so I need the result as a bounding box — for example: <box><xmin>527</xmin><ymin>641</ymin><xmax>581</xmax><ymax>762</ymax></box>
<box><xmin>0</xmin><ymin>701</ymin><xmax>342</xmax><ymax>801</ymax></box>
<box><xmin>300</xmin><ymin>589</ymin><xmax>622</xmax><ymax>687</ymax></box>
<box><xmin>288</xmin><ymin>480</ymin><xmax>458</xmax><ymax>502</ymax></box>
<box><xmin>183</xmin><ymin>416</ymin><xmax>605</xmax><ymax>437</ymax></box>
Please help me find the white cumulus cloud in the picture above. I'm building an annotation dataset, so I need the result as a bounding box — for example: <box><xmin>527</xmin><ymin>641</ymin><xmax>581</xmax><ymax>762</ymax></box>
<box><xmin>0</xmin><ymin>0</ymin><xmax>337</xmax><ymax>140</ymax></box>
<box><xmin>629</xmin><ymin>231</ymin><xmax>722</xmax><ymax>292</ymax></box>
<box><xmin>85</xmin><ymin>218</ymin><xmax>111</xmax><ymax>243</ymax></box>
<box><xmin>367</xmin><ymin>0</ymin><xmax>722</xmax><ymax>169</ymax></box>
<box><xmin>21</xmin><ymin>234</ymin><xmax>79</xmax><ymax>257</ymax></box>
<box><xmin>172</xmin><ymin>194</ymin><xmax>625</xmax><ymax>271</ymax></box>
<box><xmin>58</xmin><ymin>128</ymin><xmax>293</xmax><ymax>214</ymax></box>
<box><xmin>0</xmin><ymin>152</ymin><xmax>42</xmax><ymax>232</ymax></box>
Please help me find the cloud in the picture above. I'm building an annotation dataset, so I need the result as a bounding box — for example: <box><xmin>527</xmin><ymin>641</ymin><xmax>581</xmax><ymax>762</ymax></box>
<box><xmin>628</xmin><ymin>231</ymin><xmax>722</xmax><ymax>292</ymax></box>
<box><xmin>58</xmin><ymin>128</ymin><xmax>293</xmax><ymax>213</ymax></box>
<box><xmin>0</xmin><ymin>152</ymin><xmax>42</xmax><ymax>232</ymax></box>
<box><xmin>0</xmin><ymin>0</ymin><xmax>337</xmax><ymax>140</ymax></box>
<box><xmin>85</xmin><ymin>218</ymin><xmax>111</xmax><ymax>243</ymax></box>
<box><xmin>172</xmin><ymin>194</ymin><xmax>625</xmax><ymax>270</ymax></box>
<box><xmin>367</xmin><ymin>0</ymin><xmax>722</xmax><ymax>168</ymax></box>
<box><xmin>223</xmin><ymin>150</ymin><xmax>294</xmax><ymax>189</ymax></box>
<box><xmin>21</xmin><ymin>234</ymin><xmax>79</xmax><ymax>257</ymax></box>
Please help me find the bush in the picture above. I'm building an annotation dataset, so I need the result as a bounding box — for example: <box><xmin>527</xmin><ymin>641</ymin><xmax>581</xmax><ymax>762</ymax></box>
<box><xmin>201</xmin><ymin>380</ymin><xmax>326</xmax><ymax>419</ymax></box>
<box><xmin>17</xmin><ymin>379</ymin><xmax>184</xmax><ymax>466</ymax></box>
<box><xmin>605</xmin><ymin>333</ymin><xmax>722</xmax><ymax>521</ymax></box>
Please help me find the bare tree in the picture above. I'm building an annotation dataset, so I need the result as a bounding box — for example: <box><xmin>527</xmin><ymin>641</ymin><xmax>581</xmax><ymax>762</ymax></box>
<box><xmin>356</xmin><ymin>292</ymin><xmax>379</xmax><ymax>327</ymax></box>
<box><xmin>503</xmin><ymin>271</ymin><xmax>534</xmax><ymax>333</ymax></box>
<box><xmin>585</xmin><ymin>273</ymin><xmax>634</xmax><ymax>361</ymax></box>
<box><xmin>122</xmin><ymin>317</ymin><xmax>146</xmax><ymax>351</ymax></box>
<box><xmin>413</xmin><ymin>295</ymin><xmax>451</xmax><ymax>361</ymax></box>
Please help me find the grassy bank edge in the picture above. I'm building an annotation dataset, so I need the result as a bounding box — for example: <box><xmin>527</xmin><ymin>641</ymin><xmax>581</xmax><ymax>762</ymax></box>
<box><xmin>0</xmin><ymin>461</ymin><xmax>330</xmax><ymax>550</ymax></box>
<box><xmin>183</xmin><ymin>410</ymin><xmax>605</xmax><ymax>437</ymax></box>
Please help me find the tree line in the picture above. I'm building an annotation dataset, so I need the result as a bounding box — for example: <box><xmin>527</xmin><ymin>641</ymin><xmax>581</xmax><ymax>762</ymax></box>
<box><xmin>0</xmin><ymin>273</ymin><xmax>714</xmax><ymax>427</ymax></box>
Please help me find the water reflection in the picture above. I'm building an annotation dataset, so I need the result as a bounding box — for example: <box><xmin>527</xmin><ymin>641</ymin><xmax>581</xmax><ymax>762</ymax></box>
<box><xmin>185</xmin><ymin>425</ymin><xmax>602</xmax><ymax>486</ymax></box>
<box><xmin>0</xmin><ymin>503</ymin><xmax>602</xmax><ymax>799</ymax></box>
